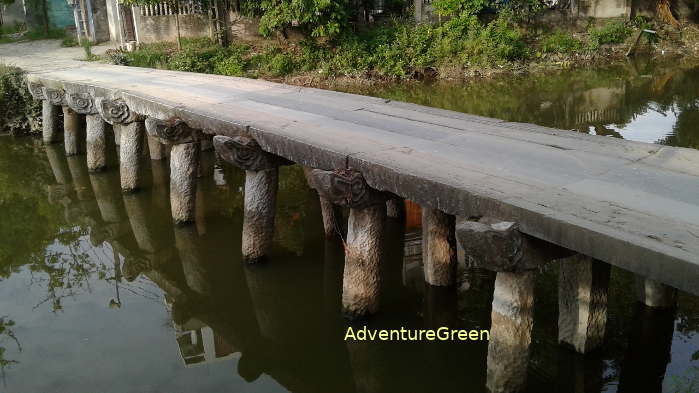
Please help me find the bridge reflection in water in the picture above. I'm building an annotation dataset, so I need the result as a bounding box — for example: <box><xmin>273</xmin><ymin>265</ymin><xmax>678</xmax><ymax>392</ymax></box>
<box><xmin>38</xmin><ymin>135</ymin><xmax>687</xmax><ymax>393</ymax></box>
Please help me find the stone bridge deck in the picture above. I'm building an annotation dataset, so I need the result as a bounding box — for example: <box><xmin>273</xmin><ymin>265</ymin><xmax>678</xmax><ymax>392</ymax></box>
<box><xmin>7</xmin><ymin>54</ymin><xmax>699</xmax><ymax>296</ymax></box>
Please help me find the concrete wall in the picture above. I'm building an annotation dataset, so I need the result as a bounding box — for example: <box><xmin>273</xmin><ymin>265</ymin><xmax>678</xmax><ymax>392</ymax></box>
<box><xmin>1</xmin><ymin>1</ymin><xmax>26</xmax><ymax>26</ymax></box>
<box><xmin>104</xmin><ymin>0</ymin><xmax>123</xmax><ymax>43</ymax></box>
<box><xmin>133</xmin><ymin>7</ymin><xmax>212</xmax><ymax>44</ymax></box>
<box><xmin>574</xmin><ymin>0</ymin><xmax>631</xmax><ymax>18</ymax></box>
<box><xmin>90</xmin><ymin>0</ymin><xmax>110</xmax><ymax>42</ymax></box>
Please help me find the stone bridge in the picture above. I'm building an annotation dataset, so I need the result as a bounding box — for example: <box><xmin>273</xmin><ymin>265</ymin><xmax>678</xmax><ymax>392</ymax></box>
<box><xmin>11</xmin><ymin>55</ymin><xmax>699</xmax><ymax>393</ymax></box>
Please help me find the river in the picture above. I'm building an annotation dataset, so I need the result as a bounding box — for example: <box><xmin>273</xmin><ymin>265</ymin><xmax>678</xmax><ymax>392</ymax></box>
<box><xmin>0</xmin><ymin>58</ymin><xmax>697</xmax><ymax>392</ymax></box>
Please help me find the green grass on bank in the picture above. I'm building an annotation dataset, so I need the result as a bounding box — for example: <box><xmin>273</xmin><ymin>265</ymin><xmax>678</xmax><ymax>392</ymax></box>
<box><xmin>0</xmin><ymin>24</ymin><xmax>69</xmax><ymax>44</ymax></box>
<box><xmin>105</xmin><ymin>17</ymin><xmax>639</xmax><ymax>80</ymax></box>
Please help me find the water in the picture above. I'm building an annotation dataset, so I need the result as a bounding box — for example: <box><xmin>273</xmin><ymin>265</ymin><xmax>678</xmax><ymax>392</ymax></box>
<box><xmin>1</xmin><ymin>59</ymin><xmax>698</xmax><ymax>393</ymax></box>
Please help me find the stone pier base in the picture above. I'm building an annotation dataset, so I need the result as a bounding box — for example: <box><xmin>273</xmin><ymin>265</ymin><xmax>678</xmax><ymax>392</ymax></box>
<box><xmin>170</xmin><ymin>142</ymin><xmax>200</xmax><ymax>224</ymax></box>
<box><xmin>42</xmin><ymin>101</ymin><xmax>62</xmax><ymax>144</ymax></box>
<box><xmin>422</xmin><ymin>208</ymin><xmax>457</xmax><ymax>286</ymax></box>
<box><xmin>558</xmin><ymin>255</ymin><xmax>611</xmax><ymax>353</ymax></box>
<box><xmin>487</xmin><ymin>271</ymin><xmax>535</xmax><ymax>393</ymax></box>
<box><xmin>342</xmin><ymin>204</ymin><xmax>386</xmax><ymax>318</ymax></box>
<box><xmin>635</xmin><ymin>277</ymin><xmax>678</xmax><ymax>309</ymax></box>
<box><xmin>320</xmin><ymin>196</ymin><xmax>339</xmax><ymax>238</ymax></box>
<box><xmin>119</xmin><ymin>122</ymin><xmax>145</xmax><ymax>193</ymax></box>
<box><xmin>86</xmin><ymin>114</ymin><xmax>108</xmax><ymax>172</ymax></box>
<box><xmin>63</xmin><ymin>107</ymin><xmax>83</xmax><ymax>156</ymax></box>
<box><xmin>242</xmin><ymin>168</ymin><xmax>278</xmax><ymax>263</ymax></box>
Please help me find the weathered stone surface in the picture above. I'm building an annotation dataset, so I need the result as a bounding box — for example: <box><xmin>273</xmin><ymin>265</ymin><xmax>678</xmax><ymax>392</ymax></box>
<box><xmin>635</xmin><ymin>277</ymin><xmax>678</xmax><ymax>309</ymax></box>
<box><xmin>67</xmin><ymin>92</ymin><xmax>97</xmax><ymax>115</ymax></box>
<box><xmin>86</xmin><ymin>114</ymin><xmax>107</xmax><ymax>172</ymax></box>
<box><xmin>242</xmin><ymin>168</ymin><xmax>278</xmax><ymax>263</ymax></box>
<box><xmin>558</xmin><ymin>254</ymin><xmax>611</xmax><ymax>354</ymax></box>
<box><xmin>386</xmin><ymin>198</ymin><xmax>405</xmax><ymax>219</ymax></box>
<box><xmin>43</xmin><ymin>87</ymin><xmax>65</xmax><ymax>105</ymax></box>
<box><xmin>146</xmin><ymin>117</ymin><xmax>198</xmax><ymax>145</ymax></box>
<box><xmin>487</xmin><ymin>271</ymin><xmax>535</xmax><ymax>393</ymax></box>
<box><xmin>311</xmin><ymin>169</ymin><xmax>389</xmax><ymax>209</ymax></box>
<box><xmin>422</xmin><ymin>208</ymin><xmax>457</xmax><ymax>286</ymax></box>
<box><xmin>27</xmin><ymin>81</ymin><xmax>45</xmax><ymax>100</ymax></box>
<box><xmin>97</xmin><ymin>97</ymin><xmax>141</xmax><ymax>125</ymax></box>
<box><xmin>170</xmin><ymin>142</ymin><xmax>200</xmax><ymax>224</ymax></box>
<box><xmin>42</xmin><ymin>100</ymin><xmax>62</xmax><ymax>144</ymax></box>
<box><xmin>456</xmin><ymin>218</ymin><xmax>574</xmax><ymax>272</ymax></box>
<box><xmin>342</xmin><ymin>204</ymin><xmax>386</xmax><ymax>318</ymax></box>
<box><xmin>319</xmin><ymin>196</ymin><xmax>340</xmax><ymax>238</ymax></box>
<box><xmin>119</xmin><ymin>121</ymin><xmax>145</xmax><ymax>193</ymax></box>
<box><xmin>62</xmin><ymin>106</ymin><xmax>83</xmax><ymax>156</ymax></box>
<box><xmin>213</xmin><ymin>135</ymin><xmax>291</xmax><ymax>171</ymax></box>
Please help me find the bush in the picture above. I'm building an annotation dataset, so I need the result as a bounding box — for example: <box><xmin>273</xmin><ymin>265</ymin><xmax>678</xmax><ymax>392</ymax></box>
<box><xmin>541</xmin><ymin>31</ymin><xmax>584</xmax><ymax>53</ymax></box>
<box><xmin>588</xmin><ymin>21</ymin><xmax>631</xmax><ymax>49</ymax></box>
<box><xmin>104</xmin><ymin>49</ymin><xmax>129</xmax><ymax>66</ymax></box>
<box><xmin>463</xmin><ymin>15</ymin><xmax>528</xmax><ymax>64</ymax></box>
<box><xmin>0</xmin><ymin>66</ymin><xmax>42</xmax><ymax>135</ymax></box>
<box><xmin>212</xmin><ymin>44</ymin><xmax>250</xmax><ymax>76</ymax></box>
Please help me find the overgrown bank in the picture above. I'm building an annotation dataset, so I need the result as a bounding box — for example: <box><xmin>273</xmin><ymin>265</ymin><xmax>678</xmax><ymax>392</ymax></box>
<box><xmin>103</xmin><ymin>14</ymin><xmax>699</xmax><ymax>84</ymax></box>
<box><xmin>0</xmin><ymin>66</ymin><xmax>42</xmax><ymax>136</ymax></box>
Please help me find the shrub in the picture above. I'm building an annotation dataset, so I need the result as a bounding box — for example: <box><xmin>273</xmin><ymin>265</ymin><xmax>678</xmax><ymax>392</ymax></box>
<box><xmin>588</xmin><ymin>21</ymin><xmax>631</xmax><ymax>49</ymax></box>
<box><xmin>541</xmin><ymin>31</ymin><xmax>584</xmax><ymax>53</ymax></box>
<box><xmin>104</xmin><ymin>49</ymin><xmax>129</xmax><ymax>66</ymax></box>
<box><xmin>463</xmin><ymin>15</ymin><xmax>527</xmax><ymax>65</ymax></box>
<box><xmin>0</xmin><ymin>66</ymin><xmax>42</xmax><ymax>135</ymax></box>
<box><xmin>212</xmin><ymin>44</ymin><xmax>250</xmax><ymax>77</ymax></box>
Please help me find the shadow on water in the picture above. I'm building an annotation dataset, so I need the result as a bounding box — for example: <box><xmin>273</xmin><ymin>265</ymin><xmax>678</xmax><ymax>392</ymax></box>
<box><xmin>0</xmin><ymin>58</ymin><xmax>698</xmax><ymax>392</ymax></box>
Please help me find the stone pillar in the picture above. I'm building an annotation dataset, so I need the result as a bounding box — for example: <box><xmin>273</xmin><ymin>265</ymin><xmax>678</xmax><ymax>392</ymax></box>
<box><xmin>422</xmin><ymin>208</ymin><xmax>457</xmax><ymax>286</ymax></box>
<box><xmin>456</xmin><ymin>218</ymin><xmax>573</xmax><ymax>393</ymax></box>
<box><xmin>118</xmin><ymin>122</ymin><xmax>145</xmax><ymax>192</ymax></box>
<box><xmin>214</xmin><ymin>135</ymin><xmax>291</xmax><ymax>263</ymax></box>
<box><xmin>635</xmin><ymin>277</ymin><xmax>678</xmax><ymax>309</ymax></box>
<box><xmin>146</xmin><ymin>117</ymin><xmax>201</xmax><ymax>224</ymax></box>
<box><xmin>311</xmin><ymin>169</ymin><xmax>389</xmax><ymax>318</ymax></box>
<box><xmin>96</xmin><ymin>98</ymin><xmax>145</xmax><ymax>193</ymax></box>
<box><xmin>26</xmin><ymin>83</ymin><xmax>61</xmax><ymax>144</ymax></box>
<box><xmin>303</xmin><ymin>166</ymin><xmax>341</xmax><ymax>238</ymax></box>
<box><xmin>62</xmin><ymin>106</ymin><xmax>83</xmax><ymax>156</ymax></box>
<box><xmin>67</xmin><ymin>92</ymin><xmax>107</xmax><ymax>172</ymax></box>
<box><xmin>42</xmin><ymin>100</ymin><xmax>62</xmax><ymax>143</ymax></box>
<box><xmin>144</xmin><ymin>119</ymin><xmax>168</xmax><ymax>160</ymax></box>
<box><xmin>558</xmin><ymin>254</ymin><xmax>611</xmax><ymax>354</ymax></box>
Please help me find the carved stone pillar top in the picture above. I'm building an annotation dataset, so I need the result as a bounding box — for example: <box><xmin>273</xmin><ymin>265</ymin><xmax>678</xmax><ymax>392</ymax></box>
<box><xmin>67</xmin><ymin>92</ymin><xmax>98</xmax><ymax>115</ymax></box>
<box><xmin>96</xmin><ymin>97</ymin><xmax>142</xmax><ymax>125</ymax></box>
<box><xmin>456</xmin><ymin>217</ymin><xmax>574</xmax><ymax>272</ymax></box>
<box><xmin>310</xmin><ymin>169</ymin><xmax>388</xmax><ymax>209</ymax></box>
<box><xmin>213</xmin><ymin>135</ymin><xmax>291</xmax><ymax>171</ymax></box>
<box><xmin>43</xmin><ymin>87</ymin><xmax>66</xmax><ymax>106</ymax></box>
<box><xmin>146</xmin><ymin>117</ymin><xmax>201</xmax><ymax>145</ymax></box>
<box><xmin>27</xmin><ymin>81</ymin><xmax>45</xmax><ymax>100</ymax></box>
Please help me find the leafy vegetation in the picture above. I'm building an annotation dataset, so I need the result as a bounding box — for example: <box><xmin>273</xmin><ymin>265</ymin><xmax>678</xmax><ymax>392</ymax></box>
<box><xmin>0</xmin><ymin>65</ymin><xmax>42</xmax><ymax>135</ymax></box>
<box><xmin>587</xmin><ymin>20</ymin><xmax>632</xmax><ymax>49</ymax></box>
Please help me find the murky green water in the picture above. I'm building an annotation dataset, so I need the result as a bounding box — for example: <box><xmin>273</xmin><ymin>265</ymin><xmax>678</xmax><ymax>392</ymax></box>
<box><xmin>1</xmin><ymin>59</ymin><xmax>698</xmax><ymax>393</ymax></box>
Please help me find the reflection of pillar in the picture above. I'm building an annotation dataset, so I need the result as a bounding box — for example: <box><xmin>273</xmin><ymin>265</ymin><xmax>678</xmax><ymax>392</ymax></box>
<box><xmin>423</xmin><ymin>284</ymin><xmax>458</xmax><ymax>329</ymax></box>
<box><xmin>456</xmin><ymin>218</ymin><xmax>572</xmax><ymax>393</ymax></box>
<box><xmin>175</xmin><ymin>225</ymin><xmax>211</xmax><ymax>296</ymax></box>
<box><xmin>617</xmin><ymin>305</ymin><xmax>676</xmax><ymax>393</ymax></box>
<box><xmin>635</xmin><ymin>277</ymin><xmax>678</xmax><ymax>309</ymax></box>
<box><xmin>555</xmin><ymin>347</ymin><xmax>605</xmax><ymax>393</ymax></box>
<box><xmin>346</xmin><ymin>337</ymin><xmax>386</xmax><ymax>393</ymax></box>
<box><xmin>145</xmin><ymin>117</ymin><xmax>201</xmax><ymax>224</ymax></box>
<box><xmin>558</xmin><ymin>255</ymin><xmax>610</xmax><ymax>354</ymax></box>
<box><xmin>123</xmin><ymin>193</ymin><xmax>157</xmax><ymax>253</ymax></box>
<box><xmin>151</xmin><ymin>159</ymin><xmax>170</xmax><ymax>211</ymax></box>
<box><xmin>89</xmin><ymin>171</ymin><xmax>125</xmax><ymax>223</ymax></box>
<box><xmin>214</xmin><ymin>135</ymin><xmax>291</xmax><ymax>262</ymax></box>
<box><xmin>311</xmin><ymin>169</ymin><xmax>388</xmax><ymax>318</ymax></box>
<box><xmin>422</xmin><ymin>207</ymin><xmax>456</xmax><ymax>286</ymax></box>
<box><xmin>66</xmin><ymin>155</ymin><xmax>93</xmax><ymax>201</ymax></box>
<box><xmin>45</xmin><ymin>144</ymin><xmax>71</xmax><ymax>185</ymax></box>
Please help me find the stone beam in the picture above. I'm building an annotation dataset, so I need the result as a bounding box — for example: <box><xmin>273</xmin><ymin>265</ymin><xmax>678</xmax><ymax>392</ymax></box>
<box><xmin>311</xmin><ymin>169</ymin><xmax>389</xmax><ymax>318</ymax></box>
<box><xmin>214</xmin><ymin>135</ymin><xmax>291</xmax><ymax>262</ymax></box>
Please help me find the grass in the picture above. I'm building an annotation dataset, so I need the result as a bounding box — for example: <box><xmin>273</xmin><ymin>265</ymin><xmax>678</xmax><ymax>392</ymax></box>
<box><xmin>104</xmin><ymin>19</ymin><xmax>639</xmax><ymax>81</ymax></box>
<box><xmin>0</xmin><ymin>25</ymin><xmax>68</xmax><ymax>44</ymax></box>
